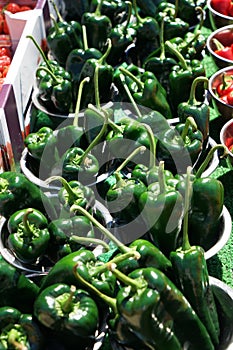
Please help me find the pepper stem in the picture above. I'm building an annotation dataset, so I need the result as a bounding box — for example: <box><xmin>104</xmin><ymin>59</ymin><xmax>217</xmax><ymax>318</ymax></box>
<box><xmin>181</xmin><ymin>116</ymin><xmax>197</xmax><ymax>142</ymax></box>
<box><xmin>73</xmin><ymin>77</ymin><xmax>90</xmax><ymax>127</ymax></box>
<box><xmin>195</xmin><ymin>144</ymin><xmax>229</xmax><ymax>178</ymax></box>
<box><xmin>119</xmin><ymin>66</ymin><xmax>144</xmax><ymax>90</ymax></box>
<box><xmin>108</xmin><ymin>263</ymin><xmax>147</xmax><ymax>290</ymax></box>
<box><xmin>70</xmin><ymin>235</ymin><xmax>110</xmax><ymax>251</ymax></box>
<box><xmin>165</xmin><ymin>40</ymin><xmax>189</xmax><ymax>71</ymax></box>
<box><xmin>82</xmin><ymin>25</ymin><xmax>88</xmax><ymax>51</ymax></box>
<box><xmin>94</xmin><ymin>64</ymin><xmax>101</xmax><ymax>110</ymax></box>
<box><xmin>123</xmin><ymin>2</ymin><xmax>133</xmax><ymax>34</ymax></box>
<box><xmin>50</xmin><ymin>0</ymin><xmax>64</xmax><ymax>22</ymax></box>
<box><xmin>70</xmin><ymin>204</ymin><xmax>131</xmax><ymax>253</ymax></box>
<box><xmin>97</xmin><ymin>38</ymin><xmax>112</xmax><ymax>65</ymax></box>
<box><xmin>187</xmin><ymin>76</ymin><xmax>209</xmax><ymax>105</ymax></box>
<box><xmin>182</xmin><ymin>166</ymin><xmax>193</xmax><ymax>251</ymax></box>
<box><xmin>159</xmin><ymin>15</ymin><xmax>166</xmax><ymax>61</ymax></box>
<box><xmin>87</xmin><ymin>103</ymin><xmax>123</xmax><ymax>133</ymax></box>
<box><xmin>73</xmin><ymin>263</ymin><xmax>118</xmax><ymax>314</ymax></box>
<box><xmin>95</xmin><ymin>0</ymin><xmax>104</xmax><ymax>16</ymax></box>
<box><xmin>90</xmin><ymin>250</ymin><xmax>140</xmax><ymax>277</ymax></box>
<box><xmin>158</xmin><ymin>161</ymin><xmax>166</xmax><ymax>194</ymax></box>
<box><xmin>36</xmin><ymin>66</ymin><xmax>61</xmax><ymax>85</ymax></box>
<box><xmin>119</xmin><ymin>73</ymin><xmax>143</xmax><ymax>119</ymax></box>
<box><xmin>62</xmin><ymin>285</ymin><xmax>76</xmax><ymax>314</ymax></box>
<box><xmin>27</xmin><ymin>35</ymin><xmax>52</xmax><ymax>71</ymax></box>
<box><xmin>22</xmin><ymin>208</ymin><xmax>35</xmax><ymax>238</ymax></box>
<box><xmin>195</xmin><ymin>6</ymin><xmax>204</xmax><ymax>31</ymax></box>
<box><xmin>142</xmin><ymin>123</ymin><xmax>157</xmax><ymax>168</ymax></box>
<box><xmin>212</xmin><ymin>38</ymin><xmax>225</xmax><ymax>51</ymax></box>
<box><xmin>45</xmin><ymin>176</ymin><xmax>85</xmax><ymax>204</ymax></box>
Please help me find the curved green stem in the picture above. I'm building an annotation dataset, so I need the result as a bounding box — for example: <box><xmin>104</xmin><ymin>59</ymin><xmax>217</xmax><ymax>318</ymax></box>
<box><xmin>181</xmin><ymin>116</ymin><xmax>197</xmax><ymax>142</ymax></box>
<box><xmin>182</xmin><ymin>166</ymin><xmax>192</xmax><ymax>251</ymax></box>
<box><xmin>123</xmin><ymin>2</ymin><xmax>133</xmax><ymax>34</ymax></box>
<box><xmin>165</xmin><ymin>40</ymin><xmax>189</xmax><ymax>70</ymax></box>
<box><xmin>95</xmin><ymin>0</ymin><xmax>104</xmax><ymax>16</ymax></box>
<box><xmin>90</xmin><ymin>250</ymin><xmax>140</xmax><ymax>277</ymax></box>
<box><xmin>50</xmin><ymin>0</ymin><xmax>64</xmax><ymax>22</ymax></box>
<box><xmin>159</xmin><ymin>15</ymin><xmax>166</xmax><ymax>61</ymax></box>
<box><xmin>62</xmin><ymin>285</ymin><xmax>76</xmax><ymax>314</ymax></box>
<box><xmin>195</xmin><ymin>144</ymin><xmax>229</xmax><ymax>178</ymax></box>
<box><xmin>187</xmin><ymin>76</ymin><xmax>209</xmax><ymax>105</ymax></box>
<box><xmin>108</xmin><ymin>263</ymin><xmax>147</xmax><ymax>291</ymax></box>
<box><xmin>119</xmin><ymin>73</ymin><xmax>143</xmax><ymax>119</ymax></box>
<box><xmin>73</xmin><ymin>263</ymin><xmax>118</xmax><ymax>314</ymax></box>
<box><xmin>97</xmin><ymin>38</ymin><xmax>112</xmax><ymax>65</ymax></box>
<box><xmin>27</xmin><ymin>35</ymin><xmax>52</xmax><ymax>71</ymax></box>
<box><xmin>73</xmin><ymin>77</ymin><xmax>90</xmax><ymax>127</ymax></box>
<box><xmin>158</xmin><ymin>161</ymin><xmax>166</xmax><ymax>194</ymax></box>
<box><xmin>119</xmin><ymin>66</ymin><xmax>144</xmax><ymax>90</ymax></box>
<box><xmin>22</xmin><ymin>208</ymin><xmax>34</xmax><ymax>238</ymax></box>
<box><xmin>70</xmin><ymin>235</ymin><xmax>110</xmax><ymax>251</ymax></box>
<box><xmin>174</xmin><ymin>0</ymin><xmax>178</xmax><ymax>18</ymax></box>
<box><xmin>70</xmin><ymin>204</ymin><xmax>131</xmax><ymax>253</ymax></box>
<box><xmin>45</xmin><ymin>175</ymin><xmax>84</xmax><ymax>203</ymax></box>
<box><xmin>115</xmin><ymin>146</ymin><xmax>146</xmax><ymax>173</ymax></box>
<box><xmin>36</xmin><ymin>66</ymin><xmax>61</xmax><ymax>85</ymax></box>
<box><xmin>195</xmin><ymin>6</ymin><xmax>205</xmax><ymax>32</ymax></box>
<box><xmin>141</xmin><ymin>123</ymin><xmax>157</xmax><ymax>168</ymax></box>
<box><xmin>87</xmin><ymin>104</ymin><xmax>124</xmax><ymax>133</ymax></box>
<box><xmin>94</xmin><ymin>64</ymin><xmax>101</xmax><ymax>110</ymax></box>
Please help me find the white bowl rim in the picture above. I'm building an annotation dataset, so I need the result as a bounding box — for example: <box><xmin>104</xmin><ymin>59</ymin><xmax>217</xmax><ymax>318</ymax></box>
<box><xmin>208</xmin><ymin>65</ymin><xmax>233</xmax><ymax>108</ymax></box>
<box><xmin>206</xmin><ymin>24</ymin><xmax>233</xmax><ymax>64</ymax></box>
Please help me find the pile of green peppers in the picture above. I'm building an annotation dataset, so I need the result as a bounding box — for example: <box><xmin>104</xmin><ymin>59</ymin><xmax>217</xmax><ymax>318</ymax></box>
<box><xmin>1</xmin><ymin>0</ymin><xmax>231</xmax><ymax>349</ymax></box>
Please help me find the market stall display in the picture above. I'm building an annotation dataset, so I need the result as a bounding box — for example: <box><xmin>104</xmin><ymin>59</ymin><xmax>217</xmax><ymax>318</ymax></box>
<box><xmin>0</xmin><ymin>0</ymin><xmax>232</xmax><ymax>349</ymax></box>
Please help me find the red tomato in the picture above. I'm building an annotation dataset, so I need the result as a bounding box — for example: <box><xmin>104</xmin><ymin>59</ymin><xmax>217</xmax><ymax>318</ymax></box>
<box><xmin>5</xmin><ymin>3</ymin><xmax>21</xmax><ymax>14</ymax></box>
<box><xmin>0</xmin><ymin>47</ymin><xmax>11</xmax><ymax>58</ymax></box>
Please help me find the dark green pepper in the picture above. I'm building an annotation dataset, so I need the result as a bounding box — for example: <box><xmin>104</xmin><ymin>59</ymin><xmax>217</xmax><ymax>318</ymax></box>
<box><xmin>139</xmin><ymin>161</ymin><xmax>183</xmax><ymax>257</ymax></box>
<box><xmin>7</xmin><ymin>208</ymin><xmax>50</xmax><ymax>264</ymax></box>
<box><xmin>177</xmin><ymin>76</ymin><xmax>210</xmax><ymax>142</ymax></box>
<box><xmin>177</xmin><ymin>0</ymin><xmax>206</xmax><ymax>26</ymax></box>
<box><xmin>81</xmin><ymin>0</ymin><xmax>112</xmax><ymax>52</ymax></box>
<box><xmin>0</xmin><ymin>172</ymin><xmax>57</xmax><ymax>220</ymax></box>
<box><xmin>34</xmin><ymin>283</ymin><xmax>99</xmax><ymax>349</ymax></box>
<box><xmin>165</xmin><ymin>40</ymin><xmax>205</xmax><ymax>113</ymax></box>
<box><xmin>0</xmin><ymin>306</ymin><xmax>44</xmax><ymax>350</ymax></box>
<box><xmin>155</xmin><ymin>0</ymin><xmax>189</xmax><ymax>41</ymax></box>
<box><xmin>89</xmin><ymin>0</ymin><xmax>128</xmax><ymax>26</ymax></box>
<box><xmin>0</xmin><ymin>259</ymin><xmax>39</xmax><ymax>313</ymax></box>
<box><xmin>170</xmin><ymin>166</ymin><xmax>220</xmax><ymax>347</ymax></box>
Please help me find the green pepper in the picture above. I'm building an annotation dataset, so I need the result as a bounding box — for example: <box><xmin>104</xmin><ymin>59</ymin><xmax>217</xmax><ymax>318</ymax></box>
<box><xmin>139</xmin><ymin>161</ymin><xmax>183</xmax><ymax>257</ymax></box>
<box><xmin>177</xmin><ymin>76</ymin><xmax>210</xmax><ymax>142</ymax></box>
<box><xmin>0</xmin><ymin>259</ymin><xmax>39</xmax><ymax>313</ymax></box>
<box><xmin>143</xmin><ymin>14</ymin><xmax>177</xmax><ymax>91</ymax></box>
<box><xmin>136</xmin><ymin>0</ymin><xmax>159</xmax><ymax>17</ymax></box>
<box><xmin>7</xmin><ymin>208</ymin><xmax>50</xmax><ymax>264</ymax></box>
<box><xmin>34</xmin><ymin>284</ymin><xmax>99</xmax><ymax>349</ymax></box>
<box><xmin>24</xmin><ymin>126</ymin><xmax>59</xmax><ymax>166</ymax></box>
<box><xmin>165</xmin><ymin>40</ymin><xmax>205</xmax><ymax>113</ymax></box>
<box><xmin>121</xmin><ymin>266</ymin><xmax>215</xmax><ymax>350</ymax></box>
<box><xmin>0</xmin><ymin>172</ymin><xmax>57</xmax><ymax>220</ymax></box>
<box><xmin>130</xmin><ymin>0</ymin><xmax>160</xmax><ymax>62</ymax></box>
<box><xmin>78</xmin><ymin>38</ymin><xmax>114</xmax><ymax>109</ymax></box>
<box><xmin>89</xmin><ymin>0</ymin><xmax>128</xmax><ymax>26</ymax></box>
<box><xmin>65</xmin><ymin>25</ymin><xmax>102</xmax><ymax>102</ymax></box>
<box><xmin>155</xmin><ymin>0</ymin><xmax>189</xmax><ymax>41</ymax></box>
<box><xmin>177</xmin><ymin>0</ymin><xmax>206</xmax><ymax>26</ymax></box>
<box><xmin>0</xmin><ymin>306</ymin><xmax>44</xmax><ymax>350</ymax></box>
<box><xmin>107</xmin><ymin>1</ymin><xmax>136</xmax><ymax>66</ymax></box>
<box><xmin>45</xmin><ymin>176</ymin><xmax>95</xmax><ymax>213</ymax></box>
<box><xmin>170</xmin><ymin>166</ymin><xmax>220</xmax><ymax>347</ymax></box>
<box><xmin>81</xmin><ymin>0</ymin><xmax>112</xmax><ymax>52</ymax></box>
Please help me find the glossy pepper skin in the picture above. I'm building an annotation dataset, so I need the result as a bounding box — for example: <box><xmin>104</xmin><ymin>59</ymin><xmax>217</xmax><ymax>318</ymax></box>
<box><xmin>170</xmin><ymin>167</ymin><xmax>220</xmax><ymax>347</ymax></box>
<box><xmin>7</xmin><ymin>208</ymin><xmax>50</xmax><ymax>264</ymax></box>
<box><xmin>81</xmin><ymin>0</ymin><xmax>112</xmax><ymax>52</ymax></box>
<box><xmin>177</xmin><ymin>0</ymin><xmax>206</xmax><ymax>26</ymax></box>
<box><xmin>165</xmin><ymin>40</ymin><xmax>205</xmax><ymax>113</ymax></box>
<box><xmin>89</xmin><ymin>0</ymin><xmax>128</xmax><ymax>26</ymax></box>
<box><xmin>177</xmin><ymin>76</ymin><xmax>209</xmax><ymax>142</ymax></box>
<box><xmin>0</xmin><ymin>306</ymin><xmax>44</xmax><ymax>350</ymax></box>
<box><xmin>139</xmin><ymin>162</ymin><xmax>183</xmax><ymax>257</ymax></box>
<box><xmin>0</xmin><ymin>259</ymin><xmax>39</xmax><ymax>313</ymax></box>
<box><xmin>34</xmin><ymin>283</ymin><xmax>99</xmax><ymax>349</ymax></box>
<box><xmin>125</xmin><ymin>267</ymin><xmax>215</xmax><ymax>350</ymax></box>
<box><xmin>155</xmin><ymin>1</ymin><xmax>189</xmax><ymax>41</ymax></box>
<box><xmin>0</xmin><ymin>172</ymin><xmax>57</xmax><ymax>220</ymax></box>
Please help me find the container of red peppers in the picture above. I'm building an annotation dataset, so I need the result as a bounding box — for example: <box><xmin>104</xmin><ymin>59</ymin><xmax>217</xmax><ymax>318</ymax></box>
<box><xmin>207</xmin><ymin>0</ymin><xmax>233</xmax><ymax>28</ymax></box>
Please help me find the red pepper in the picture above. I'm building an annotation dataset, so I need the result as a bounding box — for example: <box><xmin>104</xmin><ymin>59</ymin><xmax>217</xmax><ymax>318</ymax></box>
<box><xmin>213</xmin><ymin>38</ymin><xmax>233</xmax><ymax>60</ymax></box>
<box><xmin>229</xmin><ymin>3</ymin><xmax>233</xmax><ymax>16</ymax></box>
<box><xmin>216</xmin><ymin>73</ymin><xmax>233</xmax><ymax>97</ymax></box>
<box><xmin>211</xmin><ymin>0</ymin><xmax>231</xmax><ymax>16</ymax></box>
<box><xmin>227</xmin><ymin>90</ymin><xmax>233</xmax><ymax>105</ymax></box>
<box><xmin>4</xmin><ymin>3</ymin><xmax>21</xmax><ymax>13</ymax></box>
<box><xmin>220</xmin><ymin>94</ymin><xmax>229</xmax><ymax>104</ymax></box>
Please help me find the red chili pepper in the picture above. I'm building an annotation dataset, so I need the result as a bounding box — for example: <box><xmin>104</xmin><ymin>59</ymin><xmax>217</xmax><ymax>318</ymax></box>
<box><xmin>226</xmin><ymin>90</ymin><xmax>233</xmax><ymax>105</ymax></box>
<box><xmin>220</xmin><ymin>94</ymin><xmax>230</xmax><ymax>104</ymax></box>
<box><xmin>213</xmin><ymin>38</ymin><xmax>233</xmax><ymax>60</ymax></box>
<box><xmin>5</xmin><ymin>3</ymin><xmax>21</xmax><ymax>13</ymax></box>
<box><xmin>216</xmin><ymin>73</ymin><xmax>233</xmax><ymax>97</ymax></box>
<box><xmin>211</xmin><ymin>0</ymin><xmax>231</xmax><ymax>16</ymax></box>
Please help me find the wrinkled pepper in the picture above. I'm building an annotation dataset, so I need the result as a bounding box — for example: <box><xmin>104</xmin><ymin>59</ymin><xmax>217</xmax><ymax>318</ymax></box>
<box><xmin>7</xmin><ymin>208</ymin><xmax>50</xmax><ymax>264</ymax></box>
